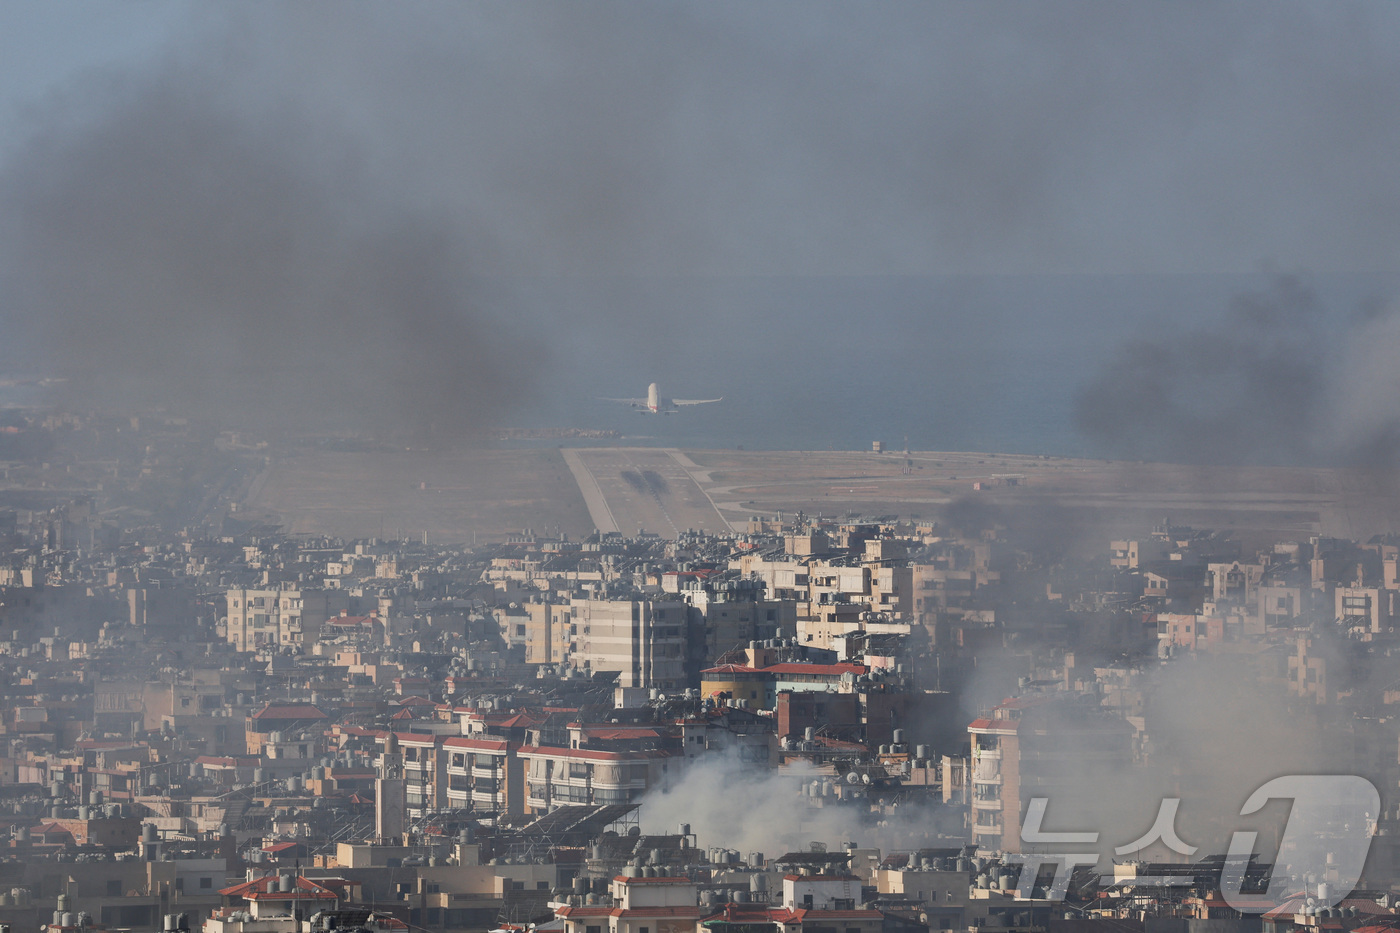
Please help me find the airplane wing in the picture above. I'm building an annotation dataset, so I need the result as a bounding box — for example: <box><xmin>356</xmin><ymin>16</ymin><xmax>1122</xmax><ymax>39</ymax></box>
<box><xmin>599</xmin><ymin>397</ymin><xmax>648</xmax><ymax>405</ymax></box>
<box><xmin>672</xmin><ymin>397</ymin><xmax>723</xmax><ymax>406</ymax></box>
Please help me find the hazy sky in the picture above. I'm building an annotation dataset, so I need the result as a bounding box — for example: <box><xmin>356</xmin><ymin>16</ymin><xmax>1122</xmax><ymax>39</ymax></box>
<box><xmin>3</xmin><ymin>3</ymin><xmax>1400</xmax><ymax>457</ymax></box>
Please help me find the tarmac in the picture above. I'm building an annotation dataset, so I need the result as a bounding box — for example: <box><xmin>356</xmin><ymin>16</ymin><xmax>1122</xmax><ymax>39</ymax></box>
<box><xmin>243</xmin><ymin>444</ymin><xmax>1400</xmax><ymax>545</ymax></box>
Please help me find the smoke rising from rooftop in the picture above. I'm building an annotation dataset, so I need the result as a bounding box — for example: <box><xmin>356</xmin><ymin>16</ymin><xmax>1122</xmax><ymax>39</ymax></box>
<box><xmin>640</xmin><ymin>751</ymin><xmax>957</xmax><ymax>855</ymax></box>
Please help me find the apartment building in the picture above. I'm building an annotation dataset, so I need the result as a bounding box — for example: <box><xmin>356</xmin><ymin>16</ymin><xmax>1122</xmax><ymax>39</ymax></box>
<box><xmin>519</xmin><ymin>743</ymin><xmax>675</xmax><ymax>812</ymax></box>
<box><xmin>443</xmin><ymin>735</ymin><xmax>523</xmax><ymax>816</ymax></box>
<box><xmin>225</xmin><ymin>587</ymin><xmax>349</xmax><ymax>652</ymax></box>
<box><xmin>968</xmin><ymin>696</ymin><xmax>1133</xmax><ymax>854</ymax></box>
<box><xmin>558</xmin><ymin>874</ymin><xmax>701</xmax><ymax>933</ymax></box>
<box><xmin>568</xmin><ymin>598</ymin><xmax>689</xmax><ymax>690</ymax></box>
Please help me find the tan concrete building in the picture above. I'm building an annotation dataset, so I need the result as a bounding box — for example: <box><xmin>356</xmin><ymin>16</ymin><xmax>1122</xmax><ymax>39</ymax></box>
<box><xmin>568</xmin><ymin>598</ymin><xmax>688</xmax><ymax>690</ymax></box>
<box><xmin>225</xmin><ymin>587</ymin><xmax>349</xmax><ymax>652</ymax></box>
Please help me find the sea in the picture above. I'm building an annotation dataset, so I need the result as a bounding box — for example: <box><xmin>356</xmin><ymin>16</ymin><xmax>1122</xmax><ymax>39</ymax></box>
<box><xmin>499</xmin><ymin>272</ymin><xmax>1400</xmax><ymax>458</ymax></box>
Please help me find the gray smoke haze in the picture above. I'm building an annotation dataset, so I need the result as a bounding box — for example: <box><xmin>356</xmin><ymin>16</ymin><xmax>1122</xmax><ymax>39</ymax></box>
<box><xmin>951</xmin><ymin>650</ymin><xmax>1354</xmax><ymax>869</ymax></box>
<box><xmin>180</xmin><ymin>2</ymin><xmax>1400</xmax><ymax>278</ymax></box>
<box><xmin>5</xmin><ymin>4</ymin><xmax>1400</xmax><ymax>444</ymax></box>
<box><xmin>1068</xmin><ymin>655</ymin><xmax>1343</xmax><ymax>861</ymax></box>
<box><xmin>1075</xmin><ymin>277</ymin><xmax>1400</xmax><ymax>467</ymax></box>
<box><xmin>0</xmin><ymin>66</ymin><xmax>532</xmax><ymax>441</ymax></box>
<box><xmin>640</xmin><ymin>751</ymin><xmax>957</xmax><ymax>854</ymax></box>
<box><xmin>642</xmin><ymin>651</ymin><xmax>1351</xmax><ymax>867</ymax></box>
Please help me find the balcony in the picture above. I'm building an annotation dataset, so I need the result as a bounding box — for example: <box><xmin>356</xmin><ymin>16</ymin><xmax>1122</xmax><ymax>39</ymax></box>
<box><xmin>590</xmin><ymin>778</ymin><xmax>648</xmax><ymax>792</ymax></box>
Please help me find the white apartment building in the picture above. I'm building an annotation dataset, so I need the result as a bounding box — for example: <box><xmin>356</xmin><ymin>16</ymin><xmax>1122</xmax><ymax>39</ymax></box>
<box><xmin>225</xmin><ymin>587</ymin><xmax>349</xmax><ymax>652</ymax></box>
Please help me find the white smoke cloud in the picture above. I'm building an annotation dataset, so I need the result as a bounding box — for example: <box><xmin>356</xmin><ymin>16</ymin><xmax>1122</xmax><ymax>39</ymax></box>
<box><xmin>639</xmin><ymin>749</ymin><xmax>961</xmax><ymax>856</ymax></box>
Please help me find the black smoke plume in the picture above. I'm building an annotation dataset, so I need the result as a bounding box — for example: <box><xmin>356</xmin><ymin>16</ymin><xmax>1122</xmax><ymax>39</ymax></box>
<box><xmin>0</xmin><ymin>67</ymin><xmax>533</xmax><ymax>442</ymax></box>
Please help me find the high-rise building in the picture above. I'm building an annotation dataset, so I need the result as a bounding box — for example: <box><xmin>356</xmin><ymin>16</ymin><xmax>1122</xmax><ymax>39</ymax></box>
<box><xmin>968</xmin><ymin>696</ymin><xmax>1133</xmax><ymax>854</ymax></box>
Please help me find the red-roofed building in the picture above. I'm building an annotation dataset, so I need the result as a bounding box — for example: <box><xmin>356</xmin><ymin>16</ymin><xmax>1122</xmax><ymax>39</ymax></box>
<box><xmin>260</xmin><ymin>841</ymin><xmax>309</xmax><ymax>864</ymax></box>
<box><xmin>217</xmin><ymin>874</ymin><xmax>353</xmax><ymax>919</ymax></box>
<box><xmin>323</xmin><ymin>615</ymin><xmax>382</xmax><ymax>640</ymax></box>
<box><xmin>557</xmin><ymin>874</ymin><xmax>701</xmax><ymax>933</ymax></box>
<box><xmin>380</xmin><ymin>732</ymin><xmax>526</xmax><ymax>819</ymax></box>
<box><xmin>518</xmin><ymin>744</ymin><xmax>677</xmax><ymax>814</ymax></box>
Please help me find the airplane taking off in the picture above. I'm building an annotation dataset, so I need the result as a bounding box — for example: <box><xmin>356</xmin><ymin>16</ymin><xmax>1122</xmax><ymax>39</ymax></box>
<box><xmin>601</xmin><ymin>383</ymin><xmax>722</xmax><ymax>414</ymax></box>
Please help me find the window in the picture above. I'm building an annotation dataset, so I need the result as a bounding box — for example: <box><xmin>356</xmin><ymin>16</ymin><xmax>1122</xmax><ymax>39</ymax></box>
<box><xmin>537</xmin><ymin>882</ymin><xmax>550</xmax><ymax>890</ymax></box>
<box><xmin>200</xmin><ymin>878</ymin><xmax>212</xmax><ymax>890</ymax></box>
<box><xmin>516</xmin><ymin>625</ymin><xmax>526</xmax><ymax>636</ymax></box>
<box><xmin>174</xmin><ymin>878</ymin><xmax>184</xmax><ymax>892</ymax></box>
<box><xmin>587</xmin><ymin>926</ymin><xmax>602</xmax><ymax>933</ymax></box>
<box><xmin>107</xmin><ymin>880</ymin><xmax>122</xmax><ymax>897</ymax></box>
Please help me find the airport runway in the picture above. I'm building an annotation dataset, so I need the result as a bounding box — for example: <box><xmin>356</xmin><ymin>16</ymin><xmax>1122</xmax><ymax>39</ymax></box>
<box><xmin>560</xmin><ymin>448</ymin><xmax>619</xmax><ymax>534</ymax></box>
<box><xmin>242</xmin><ymin>445</ymin><xmax>1400</xmax><ymax>545</ymax></box>
<box><xmin>563</xmin><ymin>448</ymin><xmax>734</xmax><ymax>536</ymax></box>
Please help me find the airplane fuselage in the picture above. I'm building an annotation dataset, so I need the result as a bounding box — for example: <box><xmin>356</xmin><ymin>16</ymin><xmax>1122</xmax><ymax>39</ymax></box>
<box><xmin>643</xmin><ymin>382</ymin><xmax>676</xmax><ymax>414</ymax></box>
